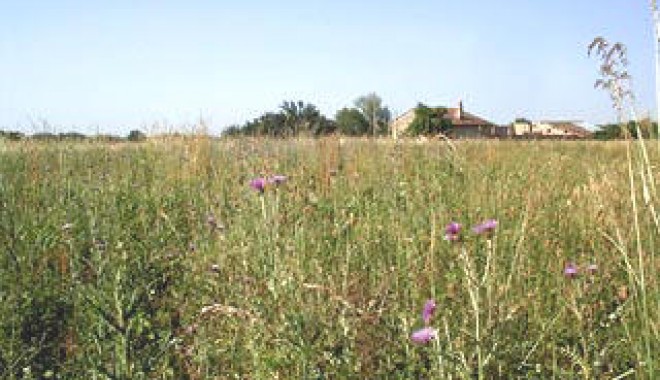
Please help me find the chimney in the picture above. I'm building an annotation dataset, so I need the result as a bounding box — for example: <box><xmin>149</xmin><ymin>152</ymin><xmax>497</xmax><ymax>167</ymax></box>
<box><xmin>457</xmin><ymin>100</ymin><xmax>463</xmax><ymax>119</ymax></box>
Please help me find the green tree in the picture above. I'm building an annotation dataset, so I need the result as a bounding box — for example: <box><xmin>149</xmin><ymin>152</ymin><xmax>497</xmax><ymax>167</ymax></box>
<box><xmin>0</xmin><ymin>130</ymin><xmax>25</xmax><ymax>141</ymax></box>
<box><xmin>406</xmin><ymin>103</ymin><xmax>452</xmax><ymax>136</ymax></box>
<box><xmin>227</xmin><ymin>101</ymin><xmax>335</xmax><ymax>137</ymax></box>
<box><xmin>59</xmin><ymin>132</ymin><xmax>87</xmax><ymax>141</ymax></box>
<box><xmin>127</xmin><ymin>130</ymin><xmax>147</xmax><ymax>142</ymax></box>
<box><xmin>280</xmin><ymin>100</ymin><xmax>335</xmax><ymax>136</ymax></box>
<box><xmin>221</xmin><ymin>125</ymin><xmax>243</xmax><ymax>137</ymax></box>
<box><xmin>354</xmin><ymin>93</ymin><xmax>391</xmax><ymax>136</ymax></box>
<box><xmin>335</xmin><ymin>108</ymin><xmax>369</xmax><ymax>136</ymax></box>
<box><xmin>593</xmin><ymin>120</ymin><xmax>659</xmax><ymax>140</ymax></box>
<box><xmin>245</xmin><ymin>112</ymin><xmax>287</xmax><ymax>136</ymax></box>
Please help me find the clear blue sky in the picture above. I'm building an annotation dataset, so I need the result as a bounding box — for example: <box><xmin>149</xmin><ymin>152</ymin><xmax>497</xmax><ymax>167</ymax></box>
<box><xmin>0</xmin><ymin>1</ymin><xmax>656</xmax><ymax>135</ymax></box>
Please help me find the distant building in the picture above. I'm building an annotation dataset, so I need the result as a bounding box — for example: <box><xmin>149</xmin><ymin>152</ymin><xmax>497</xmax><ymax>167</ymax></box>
<box><xmin>391</xmin><ymin>101</ymin><xmax>507</xmax><ymax>139</ymax></box>
<box><xmin>511</xmin><ymin>119</ymin><xmax>591</xmax><ymax>138</ymax></box>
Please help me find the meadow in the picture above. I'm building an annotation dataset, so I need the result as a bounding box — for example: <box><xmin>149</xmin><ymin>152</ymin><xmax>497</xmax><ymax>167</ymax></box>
<box><xmin>0</xmin><ymin>137</ymin><xmax>658</xmax><ymax>379</ymax></box>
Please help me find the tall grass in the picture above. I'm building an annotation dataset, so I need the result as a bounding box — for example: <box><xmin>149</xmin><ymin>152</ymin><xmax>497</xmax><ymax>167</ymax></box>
<box><xmin>0</xmin><ymin>137</ymin><xmax>657</xmax><ymax>378</ymax></box>
<box><xmin>589</xmin><ymin>35</ymin><xmax>660</xmax><ymax>379</ymax></box>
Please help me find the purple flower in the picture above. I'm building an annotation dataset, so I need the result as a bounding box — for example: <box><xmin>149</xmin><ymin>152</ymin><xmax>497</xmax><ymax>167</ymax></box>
<box><xmin>472</xmin><ymin>219</ymin><xmax>498</xmax><ymax>235</ymax></box>
<box><xmin>411</xmin><ymin>327</ymin><xmax>437</xmax><ymax>344</ymax></box>
<box><xmin>564</xmin><ymin>263</ymin><xmax>579</xmax><ymax>278</ymax></box>
<box><xmin>269</xmin><ymin>175</ymin><xmax>287</xmax><ymax>185</ymax></box>
<box><xmin>249</xmin><ymin>177</ymin><xmax>267</xmax><ymax>193</ymax></box>
<box><xmin>444</xmin><ymin>221</ymin><xmax>462</xmax><ymax>241</ymax></box>
<box><xmin>422</xmin><ymin>299</ymin><xmax>436</xmax><ymax>325</ymax></box>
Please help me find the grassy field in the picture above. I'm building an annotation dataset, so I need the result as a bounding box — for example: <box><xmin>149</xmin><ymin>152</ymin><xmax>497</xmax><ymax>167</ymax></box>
<box><xmin>0</xmin><ymin>137</ymin><xmax>658</xmax><ymax>379</ymax></box>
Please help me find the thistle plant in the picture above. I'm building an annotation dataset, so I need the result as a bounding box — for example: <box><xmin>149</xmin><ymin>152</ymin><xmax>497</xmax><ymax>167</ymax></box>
<box><xmin>412</xmin><ymin>219</ymin><xmax>500</xmax><ymax>379</ymax></box>
<box><xmin>410</xmin><ymin>300</ymin><xmax>437</xmax><ymax>344</ymax></box>
<box><xmin>248</xmin><ymin>174</ymin><xmax>288</xmax><ymax>278</ymax></box>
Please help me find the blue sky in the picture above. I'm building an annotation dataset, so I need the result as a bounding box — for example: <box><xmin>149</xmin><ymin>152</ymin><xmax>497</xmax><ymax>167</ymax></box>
<box><xmin>0</xmin><ymin>1</ymin><xmax>656</xmax><ymax>135</ymax></box>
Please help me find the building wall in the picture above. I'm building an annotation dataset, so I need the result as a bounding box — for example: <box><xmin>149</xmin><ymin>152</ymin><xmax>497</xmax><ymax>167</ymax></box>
<box><xmin>512</xmin><ymin>122</ymin><xmax>532</xmax><ymax>135</ymax></box>
<box><xmin>512</xmin><ymin>122</ymin><xmax>586</xmax><ymax>137</ymax></box>
<box><xmin>390</xmin><ymin>110</ymin><xmax>415</xmax><ymax>139</ymax></box>
<box><xmin>533</xmin><ymin>122</ymin><xmax>564</xmax><ymax>136</ymax></box>
<box><xmin>450</xmin><ymin>126</ymin><xmax>487</xmax><ymax>138</ymax></box>
<box><xmin>495</xmin><ymin>126</ymin><xmax>512</xmax><ymax>137</ymax></box>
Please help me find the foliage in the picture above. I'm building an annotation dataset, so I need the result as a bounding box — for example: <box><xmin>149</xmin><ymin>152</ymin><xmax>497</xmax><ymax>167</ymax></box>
<box><xmin>406</xmin><ymin>103</ymin><xmax>452</xmax><ymax>136</ymax></box>
<box><xmin>240</xmin><ymin>111</ymin><xmax>287</xmax><ymax>136</ymax></box>
<box><xmin>127</xmin><ymin>129</ymin><xmax>147</xmax><ymax>142</ymax></box>
<box><xmin>93</xmin><ymin>134</ymin><xmax>123</xmax><ymax>143</ymax></box>
<box><xmin>353</xmin><ymin>93</ymin><xmax>391</xmax><ymax>136</ymax></box>
<box><xmin>222</xmin><ymin>125</ymin><xmax>243</xmax><ymax>137</ymax></box>
<box><xmin>0</xmin><ymin>130</ymin><xmax>25</xmax><ymax>141</ymax></box>
<box><xmin>225</xmin><ymin>100</ymin><xmax>336</xmax><ymax>137</ymax></box>
<box><xmin>514</xmin><ymin>117</ymin><xmax>532</xmax><ymax>124</ymax></box>
<box><xmin>334</xmin><ymin>108</ymin><xmax>369</xmax><ymax>136</ymax></box>
<box><xmin>0</xmin><ymin>129</ymin><xmax>132</xmax><ymax>142</ymax></box>
<box><xmin>592</xmin><ymin>120</ymin><xmax>659</xmax><ymax>140</ymax></box>
<box><xmin>31</xmin><ymin>132</ymin><xmax>59</xmax><ymax>141</ymax></box>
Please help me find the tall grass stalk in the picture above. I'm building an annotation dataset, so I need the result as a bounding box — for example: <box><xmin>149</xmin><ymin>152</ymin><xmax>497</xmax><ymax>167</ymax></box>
<box><xmin>590</xmin><ymin>36</ymin><xmax>659</xmax><ymax>378</ymax></box>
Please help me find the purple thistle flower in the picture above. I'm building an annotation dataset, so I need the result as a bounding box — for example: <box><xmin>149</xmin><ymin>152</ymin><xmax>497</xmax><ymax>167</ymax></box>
<box><xmin>444</xmin><ymin>221</ymin><xmax>461</xmax><ymax>241</ymax></box>
<box><xmin>411</xmin><ymin>327</ymin><xmax>437</xmax><ymax>344</ymax></box>
<box><xmin>472</xmin><ymin>219</ymin><xmax>498</xmax><ymax>235</ymax></box>
<box><xmin>422</xmin><ymin>299</ymin><xmax>436</xmax><ymax>325</ymax></box>
<box><xmin>269</xmin><ymin>175</ymin><xmax>287</xmax><ymax>186</ymax></box>
<box><xmin>249</xmin><ymin>177</ymin><xmax>267</xmax><ymax>193</ymax></box>
<box><xmin>564</xmin><ymin>263</ymin><xmax>579</xmax><ymax>278</ymax></box>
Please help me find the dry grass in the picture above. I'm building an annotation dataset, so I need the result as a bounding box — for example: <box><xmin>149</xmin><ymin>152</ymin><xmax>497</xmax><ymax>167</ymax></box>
<box><xmin>0</xmin><ymin>137</ymin><xmax>657</xmax><ymax>378</ymax></box>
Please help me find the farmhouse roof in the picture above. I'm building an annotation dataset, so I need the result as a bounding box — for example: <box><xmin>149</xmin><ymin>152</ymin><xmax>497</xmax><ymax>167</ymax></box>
<box><xmin>448</xmin><ymin>110</ymin><xmax>497</xmax><ymax>127</ymax></box>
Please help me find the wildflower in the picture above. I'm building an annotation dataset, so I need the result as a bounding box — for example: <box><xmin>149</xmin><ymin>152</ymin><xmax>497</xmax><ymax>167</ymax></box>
<box><xmin>411</xmin><ymin>327</ymin><xmax>437</xmax><ymax>344</ymax></box>
<box><xmin>472</xmin><ymin>219</ymin><xmax>498</xmax><ymax>235</ymax></box>
<box><xmin>564</xmin><ymin>263</ymin><xmax>579</xmax><ymax>278</ymax></box>
<box><xmin>586</xmin><ymin>263</ymin><xmax>598</xmax><ymax>274</ymax></box>
<box><xmin>269</xmin><ymin>175</ymin><xmax>287</xmax><ymax>185</ymax></box>
<box><xmin>411</xmin><ymin>299</ymin><xmax>438</xmax><ymax>345</ymax></box>
<box><xmin>249</xmin><ymin>177</ymin><xmax>267</xmax><ymax>193</ymax></box>
<box><xmin>444</xmin><ymin>221</ymin><xmax>462</xmax><ymax>241</ymax></box>
<box><xmin>422</xmin><ymin>299</ymin><xmax>436</xmax><ymax>325</ymax></box>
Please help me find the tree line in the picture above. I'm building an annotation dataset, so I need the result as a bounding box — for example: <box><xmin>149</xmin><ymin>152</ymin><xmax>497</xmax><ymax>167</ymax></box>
<box><xmin>0</xmin><ymin>129</ymin><xmax>147</xmax><ymax>142</ymax></box>
<box><xmin>223</xmin><ymin>93</ymin><xmax>392</xmax><ymax>137</ymax></box>
<box><xmin>591</xmin><ymin>119</ymin><xmax>659</xmax><ymax>140</ymax></box>
<box><xmin>2</xmin><ymin>93</ymin><xmax>658</xmax><ymax>140</ymax></box>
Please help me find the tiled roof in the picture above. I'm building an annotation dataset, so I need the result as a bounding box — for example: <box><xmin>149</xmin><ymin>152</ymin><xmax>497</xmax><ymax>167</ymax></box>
<box><xmin>446</xmin><ymin>109</ymin><xmax>497</xmax><ymax>127</ymax></box>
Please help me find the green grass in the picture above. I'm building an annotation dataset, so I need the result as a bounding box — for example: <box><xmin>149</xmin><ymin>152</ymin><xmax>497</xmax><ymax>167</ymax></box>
<box><xmin>0</xmin><ymin>137</ymin><xmax>658</xmax><ymax>378</ymax></box>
